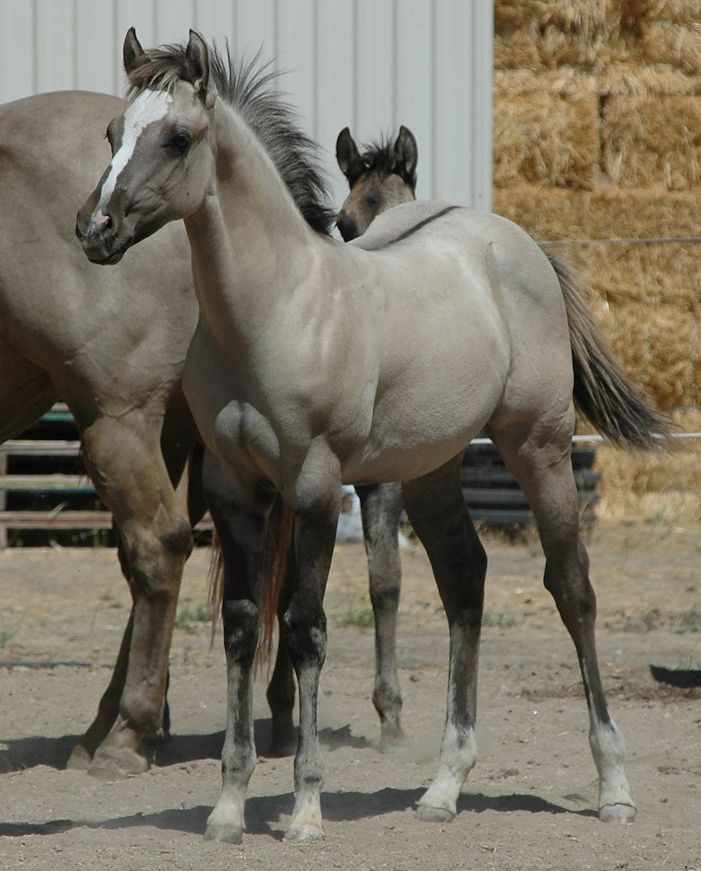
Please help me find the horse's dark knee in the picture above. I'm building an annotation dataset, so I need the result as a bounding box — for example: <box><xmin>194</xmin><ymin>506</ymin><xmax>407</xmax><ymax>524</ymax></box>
<box><xmin>162</xmin><ymin>518</ymin><xmax>194</xmax><ymax>558</ymax></box>
<box><xmin>282</xmin><ymin>602</ymin><xmax>327</xmax><ymax>668</ymax></box>
<box><xmin>370</xmin><ymin>584</ymin><xmax>400</xmax><ymax>613</ymax></box>
<box><xmin>222</xmin><ymin>599</ymin><xmax>259</xmax><ymax>663</ymax></box>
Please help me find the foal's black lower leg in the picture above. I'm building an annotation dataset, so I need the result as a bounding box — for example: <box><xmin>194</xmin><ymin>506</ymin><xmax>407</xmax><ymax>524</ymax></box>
<box><xmin>282</xmin><ymin>457</ymin><xmax>340</xmax><ymax>842</ymax></box>
<box><xmin>356</xmin><ymin>482</ymin><xmax>404</xmax><ymax>748</ymax></box>
<box><xmin>492</xmin><ymin>425</ymin><xmax>636</xmax><ymax>823</ymax></box>
<box><xmin>202</xmin><ymin>461</ymin><xmax>266</xmax><ymax>844</ymax></box>
<box><xmin>402</xmin><ymin>455</ymin><xmax>487</xmax><ymax>822</ymax></box>
<box><xmin>266</xmin><ymin>555</ymin><xmax>298</xmax><ymax>757</ymax></box>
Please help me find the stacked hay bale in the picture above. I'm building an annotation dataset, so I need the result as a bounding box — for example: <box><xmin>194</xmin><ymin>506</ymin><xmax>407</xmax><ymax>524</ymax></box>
<box><xmin>493</xmin><ymin>0</ymin><xmax>701</xmax><ymax>521</ymax></box>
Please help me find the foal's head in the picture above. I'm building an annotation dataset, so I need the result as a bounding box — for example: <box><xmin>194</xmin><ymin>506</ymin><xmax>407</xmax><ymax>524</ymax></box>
<box><xmin>76</xmin><ymin>29</ymin><xmax>218</xmax><ymax>264</ymax></box>
<box><xmin>335</xmin><ymin>126</ymin><xmax>417</xmax><ymax>241</ymax></box>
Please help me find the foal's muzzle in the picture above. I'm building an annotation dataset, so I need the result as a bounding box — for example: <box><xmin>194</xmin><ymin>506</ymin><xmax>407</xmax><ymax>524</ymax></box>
<box><xmin>75</xmin><ymin>207</ymin><xmax>132</xmax><ymax>265</ymax></box>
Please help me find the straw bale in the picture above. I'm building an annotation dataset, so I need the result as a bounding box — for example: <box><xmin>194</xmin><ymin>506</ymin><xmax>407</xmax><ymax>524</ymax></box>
<box><xmin>590</xmin><ymin>299</ymin><xmax>699</xmax><ymax>408</ymax></box>
<box><xmin>494</xmin><ymin>68</ymin><xmax>598</xmax><ymax>98</ymax></box>
<box><xmin>596</xmin><ymin>62</ymin><xmax>701</xmax><ymax>95</ymax></box>
<box><xmin>494</xmin><ymin>2</ymin><xmax>616</xmax><ymax>71</ymax></box>
<box><xmin>594</xmin><ymin>410</ymin><xmax>701</xmax><ymax>522</ymax></box>
<box><xmin>494</xmin><ymin>0</ymin><xmax>541</xmax><ymax>34</ymax></box>
<box><xmin>492</xmin><ymin>186</ymin><xmax>701</xmax><ymax>240</ymax></box>
<box><xmin>620</xmin><ymin>0</ymin><xmax>701</xmax><ymax>30</ymax></box>
<box><xmin>583</xmin><ymin>188</ymin><xmax>701</xmax><ymax>237</ymax></box>
<box><xmin>494</xmin><ymin>93</ymin><xmax>599</xmax><ymax>188</ymax></box>
<box><xmin>602</xmin><ymin>95</ymin><xmax>701</xmax><ymax>189</ymax></box>
<box><xmin>494</xmin><ymin>27</ymin><xmax>543</xmax><ymax>70</ymax></box>
<box><xmin>640</xmin><ymin>21</ymin><xmax>701</xmax><ymax>74</ymax></box>
<box><xmin>564</xmin><ymin>241</ymin><xmax>701</xmax><ymax>408</ymax></box>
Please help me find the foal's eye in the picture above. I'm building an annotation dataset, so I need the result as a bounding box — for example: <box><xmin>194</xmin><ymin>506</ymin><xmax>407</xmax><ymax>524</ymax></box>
<box><xmin>167</xmin><ymin>131</ymin><xmax>192</xmax><ymax>153</ymax></box>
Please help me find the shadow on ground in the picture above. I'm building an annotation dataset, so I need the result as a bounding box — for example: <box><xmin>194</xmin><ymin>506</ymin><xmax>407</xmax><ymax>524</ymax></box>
<box><xmin>0</xmin><ymin>720</ymin><xmax>372</xmax><ymax>773</ymax></box>
<box><xmin>0</xmin><ymin>787</ymin><xmax>596</xmax><ymax>840</ymax></box>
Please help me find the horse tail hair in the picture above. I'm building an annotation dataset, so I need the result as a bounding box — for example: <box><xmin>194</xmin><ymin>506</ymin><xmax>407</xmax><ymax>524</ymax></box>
<box><xmin>207</xmin><ymin>530</ymin><xmax>224</xmax><ymax>648</ymax></box>
<box><xmin>258</xmin><ymin>495</ymin><xmax>295</xmax><ymax>667</ymax></box>
<box><xmin>206</xmin><ymin>496</ymin><xmax>295</xmax><ymax>666</ymax></box>
<box><xmin>544</xmin><ymin>248</ymin><xmax>672</xmax><ymax>449</ymax></box>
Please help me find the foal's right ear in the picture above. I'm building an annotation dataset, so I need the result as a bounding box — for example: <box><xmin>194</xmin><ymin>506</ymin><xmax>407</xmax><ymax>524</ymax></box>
<box><xmin>393</xmin><ymin>125</ymin><xmax>418</xmax><ymax>189</ymax></box>
<box><xmin>336</xmin><ymin>127</ymin><xmax>365</xmax><ymax>186</ymax></box>
<box><xmin>123</xmin><ymin>27</ymin><xmax>146</xmax><ymax>76</ymax></box>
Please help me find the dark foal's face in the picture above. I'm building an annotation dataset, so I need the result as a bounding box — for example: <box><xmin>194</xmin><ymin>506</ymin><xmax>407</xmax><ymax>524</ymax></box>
<box><xmin>336</xmin><ymin>172</ymin><xmax>415</xmax><ymax>242</ymax></box>
<box><xmin>335</xmin><ymin>125</ymin><xmax>418</xmax><ymax>242</ymax></box>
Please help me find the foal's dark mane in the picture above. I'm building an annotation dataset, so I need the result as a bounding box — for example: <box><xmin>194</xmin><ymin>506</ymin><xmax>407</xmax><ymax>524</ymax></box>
<box><xmin>360</xmin><ymin>136</ymin><xmax>397</xmax><ymax>175</ymax></box>
<box><xmin>360</xmin><ymin>135</ymin><xmax>417</xmax><ymax>190</ymax></box>
<box><xmin>127</xmin><ymin>41</ymin><xmax>335</xmax><ymax>235</ymax></box>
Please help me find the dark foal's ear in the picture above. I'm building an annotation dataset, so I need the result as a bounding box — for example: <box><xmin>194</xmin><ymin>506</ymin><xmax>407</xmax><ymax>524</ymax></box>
<box><xmin>393</xmin><ymin>125</ymin><xmax>418</xmax><ymax>190</ymax></box>
<box><xmin>187</xmin><ymin>30</ymin><xmax>216</xmax><ymax>108</ymax></box>
<box><xmin>123</xmin><ymin>27</ymin><xmax>147</xmax><ymax>76</ymax></box>
<box><xmin>336</xmin><ymin>127</ymin><xmax>365</xmax><ymax>186</ymax></box>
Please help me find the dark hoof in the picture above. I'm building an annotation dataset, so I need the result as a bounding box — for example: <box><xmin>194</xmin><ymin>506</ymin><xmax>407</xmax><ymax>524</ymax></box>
<box><xmin>416</xmin><ymin>804</ymin><xmax>455</xmax><ymax>823</ymax></box>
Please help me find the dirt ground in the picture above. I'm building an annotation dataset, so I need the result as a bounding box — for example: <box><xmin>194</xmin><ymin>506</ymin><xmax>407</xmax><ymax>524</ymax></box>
<box><xmin>1</xmin><ymin>521</ymin><xmax>700</xmax><ymax>871</ymax></box>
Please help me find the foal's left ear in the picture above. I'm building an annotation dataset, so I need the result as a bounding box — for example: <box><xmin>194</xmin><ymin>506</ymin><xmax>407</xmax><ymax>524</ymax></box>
<box><xmin>393</xmin><ymin>125</ymin><xmax>418</xmax><ymax>189</ymax></box>
<box><xmin>186</xmin><ymin>30</ymin><xmax>216</xmax><ymax>109</ymax></box>
<box><xmin>123</xmin><ymin>27</ymin><xmax>147</xmax><ymax>76</ymax></box>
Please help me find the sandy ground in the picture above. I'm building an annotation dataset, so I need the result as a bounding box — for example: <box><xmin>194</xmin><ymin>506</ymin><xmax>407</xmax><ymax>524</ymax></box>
<box><xmin>1</xmin><ymin>521</ymin><xmax>700</xmax><ymax>870</ymax></box>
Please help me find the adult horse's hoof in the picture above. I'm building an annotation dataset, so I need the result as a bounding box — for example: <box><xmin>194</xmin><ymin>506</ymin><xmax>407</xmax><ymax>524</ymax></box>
<box><xmin>416</xmin><ymin>804</ymin><xmax>455</xmax><ymax>824</ymax></box>
<box><xmin>65</xmin><ymin>744</ymin><xmax>92</xmax><ymax>771</ymax></box>
<box><xmin>87</xmin><ymin>747</ymin><xmax>149</xmax><ymax>780</ymax></box>
<box><xmin>600</xmin><ymin>803</ymin><xmax>636</xmax><ymax>824</ymax></box>
<box><xmin>204</xmin><ymin>822</ymin><xmax>244</xmax><ymax>844</ymax></box>
<box><xmin>284</xmin><ymin>824</ymin><xmax>325</xmax><ymax>843</ymax></box>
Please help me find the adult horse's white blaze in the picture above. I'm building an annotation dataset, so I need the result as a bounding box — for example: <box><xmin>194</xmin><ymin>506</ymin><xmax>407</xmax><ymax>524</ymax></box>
<box><xmin>97</xmin><ymin>90</ymin><xmax>172</xmax><ymax>215</ymax></box>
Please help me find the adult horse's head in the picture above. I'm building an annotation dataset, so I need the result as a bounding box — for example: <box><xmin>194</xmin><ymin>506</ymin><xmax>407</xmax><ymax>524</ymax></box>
<box><xmin>335</xmin><ymin>126</ymin><xmax>417</xmax><ymax>242</ymax></box>
<box><xmin>76</xmin><ymin>28</ymin><xmax>216</xmax><ymax>264</ymax></box>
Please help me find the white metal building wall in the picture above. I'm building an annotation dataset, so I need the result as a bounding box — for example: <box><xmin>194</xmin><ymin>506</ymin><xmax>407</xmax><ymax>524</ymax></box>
<box><xmin>0</xmin><ymin>0</ymin><xmax>492</xmax><ymax>210</ymax></box>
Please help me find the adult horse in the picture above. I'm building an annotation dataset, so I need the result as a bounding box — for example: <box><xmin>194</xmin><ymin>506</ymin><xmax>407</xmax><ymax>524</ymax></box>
<box><xmin>77</xmin><ymin>30</ymin><xmax>667</xmax><ymax>843</ymax></box>
<box><xmin>0</xmin><ymin>89</ymin><xmax>199</xmax><ymax>777</ymax></box>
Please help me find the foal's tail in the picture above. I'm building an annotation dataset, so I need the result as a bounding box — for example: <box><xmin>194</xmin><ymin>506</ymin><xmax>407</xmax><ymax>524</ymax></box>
<box><xmin>207</xmin><ymin>495</ymin><xmax>295</xmax><ymax>665</ymax></box>
<box><xmin>545</xmin><ymin>249</ymin><xmax>671</xmax><ymax>449</ymax></box>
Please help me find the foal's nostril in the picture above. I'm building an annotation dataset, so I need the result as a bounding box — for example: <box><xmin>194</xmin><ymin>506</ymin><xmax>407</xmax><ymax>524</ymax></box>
<box><xmin>95</xmin><ymin>210</ymin><xmax>113</xmax><ymax>231</ymax></box>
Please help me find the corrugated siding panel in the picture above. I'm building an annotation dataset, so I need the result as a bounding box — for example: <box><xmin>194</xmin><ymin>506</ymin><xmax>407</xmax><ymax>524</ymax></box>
<box><xmin>0</xmin><ymin>0</ymin><xmax>492</xmax><ymax>210</ymax></box>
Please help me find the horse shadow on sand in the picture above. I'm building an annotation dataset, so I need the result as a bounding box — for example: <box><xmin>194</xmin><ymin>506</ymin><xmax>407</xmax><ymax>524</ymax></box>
<box><xmin>0</xmin><ymin>718</ymin><xmax>371</xmax><ymax>774</ymax></box>
<box><xmin>0</xmin><ymin>789</ymin><xmax>597</xmax><ymax>840</ymax></box>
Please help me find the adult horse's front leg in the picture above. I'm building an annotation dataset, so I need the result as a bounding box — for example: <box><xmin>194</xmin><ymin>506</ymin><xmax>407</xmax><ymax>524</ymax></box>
<box><xmin>355</xmin><ymin>482</ymin><xmax>405</xmax><ymax>749</ymax></box>
<box><xmin>402</xmin><ymin>456</ymin><xmax>486</xmax><ymax>822</ymax></box>
<box><xmin>67</xmin><ymin>413</ymin><xmax>194</xmax><ymax>776</ymax></box>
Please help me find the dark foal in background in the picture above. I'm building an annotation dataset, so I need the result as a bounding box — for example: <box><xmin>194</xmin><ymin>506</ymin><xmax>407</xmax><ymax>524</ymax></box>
<box><xmin>265</xmin><ymin>127</ymin><xmax>421</xmax><ymax>754</ymax></box>
<box><xmin>336</xmin><ymin>126</ymin><xmax>418</xmax><ymax>242</ymax></box>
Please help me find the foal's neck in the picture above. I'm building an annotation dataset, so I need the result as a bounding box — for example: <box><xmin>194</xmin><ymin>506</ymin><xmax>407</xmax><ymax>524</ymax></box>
<box><xmin>184</xmin><ymin>100</ymin><xmax>320</xmax><ymax>346</ymax></box>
